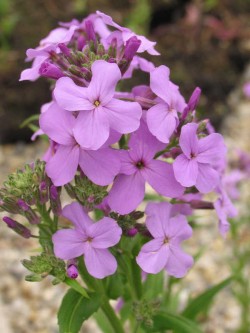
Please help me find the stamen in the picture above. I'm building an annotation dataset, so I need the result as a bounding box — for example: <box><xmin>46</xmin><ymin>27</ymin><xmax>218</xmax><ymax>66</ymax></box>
<box><xmin>94</xmin><ymin>100</ymin><xmax>100</xmax><ymax>107</ymax></box>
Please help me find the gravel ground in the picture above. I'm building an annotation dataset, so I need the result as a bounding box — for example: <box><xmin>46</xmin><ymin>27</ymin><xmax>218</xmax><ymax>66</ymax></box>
<box><xmin>0</xmin><ymin>91</ymin><xmax>249</xmax><ymax>332</ymax></box>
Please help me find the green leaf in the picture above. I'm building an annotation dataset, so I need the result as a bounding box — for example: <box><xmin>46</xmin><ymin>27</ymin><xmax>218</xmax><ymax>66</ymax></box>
<box><xmin>94</xmin><ymin>309</ymin><xmax>114</xmax><ymax>333</ymax></box>
<box><xmin>58</xmin><ymin>288</ymin><xmax>101</xmax><ymax>333</ymax></box>
<box><xmin>145</xmin><ymin>311</ymin><xmax>203</xmax><ymax>333</ymax></box>
<box><xmin>143</xmin><ymin>271</ymin><xmax>164</xmax><ymax>299</ymax></box>
<box><xmin>182</xmin><ymin>277</ymin><xmax>232</xmax><ymax>320</ymax></box>
<box><xmin>20</xmin><ymin>114</ymin><xmax>39</xmax><ymax>128</ymax></box>
<box><xmin>64</xmin><ymin>278</ymin><xmax>89</xmax><ymax>298</ymax></box>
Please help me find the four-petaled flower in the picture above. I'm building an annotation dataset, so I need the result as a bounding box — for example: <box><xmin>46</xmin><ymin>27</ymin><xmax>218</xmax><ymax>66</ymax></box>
<box><xmin>52</xmin><ymin>202</ymin><xmax>122</xmax><ymax>279</ymax></box>
<box><xmin>54</xmin><ymin>60</ymin><xmax>142</xmax><ymax>150</ymax></box>
<box><xmin>136</xmin><ymin>202</ymin><xmax>193</xmax><ymax>278</ymax></box>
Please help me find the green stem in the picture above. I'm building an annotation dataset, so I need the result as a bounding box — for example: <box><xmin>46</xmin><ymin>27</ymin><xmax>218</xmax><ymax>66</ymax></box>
<box><xmin>101</xmin><ymin>299</ymin><xmax>126</xmax><ymax>333</ymax></box>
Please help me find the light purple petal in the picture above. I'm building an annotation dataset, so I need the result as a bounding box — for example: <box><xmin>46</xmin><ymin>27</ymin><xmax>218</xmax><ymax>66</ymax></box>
<box><xmin>168</xmin><ymin>215</ymin><xmax>193</xmax><ymax>243</ymax></box>
<box><xmin>84</xmin><ymin>247</ymin><xmax>117</xmax><ymax>279</ymax></box>
<box><xmin>73</xmin><ymin>108</ymin><xmax>110</xmax><ymax>150</ymax></box>
<box><xmin>129</xmin><ymin>121</ymin><xmax>165</xmax><ymax>162</ymax></box>
<box><xmin>145</xmin><ymin>160</ymin><xmax>184</xmax><ymax>198</ymax></box>
<box><xmin>119</xmin><ymin>150</ymin><xmax>137</xmax><ymax>175</ymax></box>
<box><xmin>19</xmin><ymin>56</ymin><xmax>47</xmax><ymax>81</ymax></box>
<box><xmin>46</xmin><ymin>145</ymin><xmax>79</xmax><ymax>186</ymax></box>
<box><xmin>79</xmin><ymin>148</ymin><xmax>120</xmax><ymax>186</ymax></box>
<box><xmin>136</xmin><ymin>240</ymin><xmax>169</xmax><ymax>274</ymax></box>
<box><xmin>196</xmin><ymin>164</ymin><xmax>219</xmax><ymax>193</ymax></box>
<box><xmin>145</xmin><ymin>202</ymin><xmax>173</xmax><ymax>238</ymax></box>
<box><xmin>147</xmin><ymin>103</ymin><xmax>178</xmax><ymax>143</ymax></box>
<box><xmin>197</xmin><ymin>133</ymin><xmax>226</xmax><ymax>164</ymax></box>
<box><xmin>63</xmin><ymin>202</ymin><xmax>92</xmax><ymax>232</ymax></box>
<box><xmin>104</xmin><ymin>98</ymin><xmax>142</xmax><ymax>134</ymax></box>
<box><xmin>39</xmin><ymin>102</ymin><xmax>75</xmax><ymax>145</ymax></box>
<box><xmin>107</xmin><ymin>173</ymin><xmax>145</xmax><ymax>214</ymax></box>
<box><xmin>52</xmin><ymin>229</ymin><xmax>86</xmax><ymax>260</ymax></box>
<box><xmin>54</xmin><ymin>77</ymin><xmax>93</xmax><ymax>111</ymax></box>
<box><xmin>88</xmin><ymin>60</ymin><xmax>121</xmax><ymax>104</ymax></box>
<box><xmin>179</xmin><ymin>123</ymin><xmax>199</xmax><ymax>158</ymax></box>
<box><xmin>173</xmin><ymin>154</ymin><xmax>198</xmax><ymax>187</ymax></box>
<box><xmin>88</xmin><ymin>217</ymin><xmax>122</xmax><ymax>248</ymax></box>
<box><xmin>150</xmin><ymin>66</ymin><xmax>170</xmax><ymax>103</ymax></box>
<box><xmin>166</xmin><ymin>245</ymin><xmax>194</xmax><ymax>278</ymax></box>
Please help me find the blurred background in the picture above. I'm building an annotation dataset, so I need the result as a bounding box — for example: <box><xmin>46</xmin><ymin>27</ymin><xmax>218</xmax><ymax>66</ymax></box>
<box><xmin>0</xmin><ymin>1</ymin><xmax>250</xmax><ymax>332</ymax></box>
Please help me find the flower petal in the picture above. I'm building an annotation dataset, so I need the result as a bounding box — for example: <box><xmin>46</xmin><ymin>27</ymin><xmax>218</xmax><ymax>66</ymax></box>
<box><xmin>179</xmin><ymin>123</ymin><xmax>199</xmax><ymax>158</ymax></box>
<box><xmin>52</xmin><ymin>229</ymin><xmax>85</xmax><ymax>260</ymax></box>
<box><xmin>46</xmin><ymin>145</ymin><xmax>79</xmax><ymax>186</ymax></box>
<box><xmin>136</xmin><ymin>240</ymin><xmax>169</xmax><ymax>274</ymax></box>
<box><xmin>88</xmin><ymin>217</ymin><xmax>122</xmax><ymax>248</ymax></box>
<box><xmin>145</xmin><ymin>202</ymin><xmax>173</xmax><ymax>238</ymax></box>
<box><xmin>54</xmin><ymin>77</ymin><xmax>93</xmax><ymax>111</ymax></box>
<box><xmin>39</xmin><ymin>102</ymin><xmax>75</xmax><ymax>145</ymax></box>
<box><xmin>166</xmin><ymin>245</ymin><xmax>194</xmax><ymax>278</ymax></box>
<box><xmin>79</xmin><ymin>148</ymin><xmax>120</xmax><ymax>186</ymax></box>
<box><xmin>107</xmin><ymin>173</ymin><xmax>145</xmax><ymax>214</ymax></box>
<box><xmin>62</xmin><ymin>202</ymin><xmax>93</xmax><ymax>232</ymax></box>
<box><xmin>196</xmin><ymin>164</ymin><xmax>219</xmax><ymax>193</ymax></box>
<box><xmin>150</xmin><ymin>65</ymin><xmax>170</xmax><ymax>103</ymax></box>
<box><xmin>84</xmin><ymin>247</ymin><xmax>117</xmax><ymax>279</ymax></box>
<box><xmin>145</xmin><ymin>160</ymin><xmax>184</xmax><ymax>198</ymax></box>
<box><xmin>73</xmin><ymin>108</ymin><xmax>110</xmax><ymax>150</ymax></box>
<box><xmin>88</xmin><ymin>60</ymin><xmax>121</xmax><ymax>104</ymax></box>
<box><xmin>168</xmin><ymin>215</ymin><xmax>193</xmax><ymax>244</ymax></box>
<box><xmin>104</xmin><ymin>98</ymin><xmax>142</xmax><ymax>134</ymax></box>
<box><xmin>147</xmin><ymin>103</ymin><xmax>178</xmax><ymax>143</ymax></box>
<box><xmin>173</xmin><ymin>154</ymin><xmax>198</xmax><ymax>187</ymax></box>
<box><xmin>197</xmin><ymin>133</ymin><xmax>227</xmax><ymax>164</ymax></box>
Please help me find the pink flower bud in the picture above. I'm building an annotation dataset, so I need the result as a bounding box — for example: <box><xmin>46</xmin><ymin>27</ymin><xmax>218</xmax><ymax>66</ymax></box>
<box><xmin>3</xmin><ymin>216</ymin><xmax>31</xmax><ymax>238</ymax></box>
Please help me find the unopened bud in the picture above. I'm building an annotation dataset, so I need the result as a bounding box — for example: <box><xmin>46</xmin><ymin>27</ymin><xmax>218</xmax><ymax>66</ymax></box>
<box><xmin>127</xmin><ymin>228</ymin><xmax>138</xmax><ymax>237</ymax></box>
<box><xmin>39</xmin><ymin>61</ymin><xmax>64</xmax><ymax>80</ymax></box>
<box><xmin>58</xmin><ymin>43</ymin><xmax>71</xmax><ymax>57</ymax></box>
<box><xmin>17</xmin><ymin>199</ymin><xmax>29</xmax><ymax>211</ymax></box>
<box><xmin>49</xmin><ymin>185</ymin><xmax>62</xmax><ymax>216</ymax></box>
<box><xmin>124</xmin><ymin>36</ymin><xmax>141</xmax><ymax>61</ymax></box>
<box><xmin>85</xmin><ymin>20</ymin><xmax>96</xmax><ymax>43</ymax></box>
<box><xmin>3</xmin><ymin>216</ymin><xmax>31</xmax><ymax>238</ymax></box>
<box><xmin>67</xmin><ymin>259</ymin><xmax>78</xmax><ymax>279</ymax></box>
<box><xmin>39</xmin><ymin>181</ymin><xmax>48</xmax><ymax>204</ymax></box>
<box><xmin>190</xmin><ymin>200</ymin><xmax>213</xmax><ymax>209</ymax></box>
<box><xmin>77</xmin><ymin>35</ymin><xmax>86</xmax><ymax>51</ymax></box>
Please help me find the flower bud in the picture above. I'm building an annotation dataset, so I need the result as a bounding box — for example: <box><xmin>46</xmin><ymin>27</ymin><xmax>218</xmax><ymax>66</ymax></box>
<box><xmin>58</xmin><ymin>43</ymin><xmax>71</xmax><ymax>57</ymax></box>
<box><xmin>39</xmin><ymin>61</ymin><xmax>64</xmax><ymax>80</ymax></box>
<box><xmin>85</xmin><ymin>20</ymin><xmax>96</xmax><ymax>43</ymax></box>
<box><xmin>39</xmin><ymin>181</ymin><xmax>48</xmax><ymax>204</ymax></box>
<box><xmin>3</xmin><ymin>216</ymin><xmax>31</xmax><ymax>238</ymax></box>
<box><xmin>49</xmin><ymin>185</ymin><xmax>62</xmax><ymax>216</ymax></box>
<box><xmin>127</xmin><ymin>228</ymin><xmax>138</xmax><ymax>237</ymax></box>
<box><xmin>67</xmin><ymin>259</ymin><xmax>78</xmax><ymax>279</ymax></box>
<box><xmin>17</xmin><ymin>199</ymin><xmax>29</xmax><ymax>211</ymax></box>
<box><xmin>124</xmin><ymin>36</ymin><xmax>141</xmax><ymax>61</ymax></box>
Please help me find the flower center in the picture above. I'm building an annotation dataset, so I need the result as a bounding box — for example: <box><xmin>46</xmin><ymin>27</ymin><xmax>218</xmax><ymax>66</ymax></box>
<box><xmin>136</xmin><ymin>160</ymin><xmax>145</xmax><ymax>169</ymax></box>
<box><xmin>86</xmin><ymin>237</ymin><xmax>93</xmax><ymax>243</ymax></box>
<box><xmin>164</xmin><ymin>237</ymin><xmax>169</xmax><ymax>244</ymax></box>
<box><xmin>94</xmin><ymin>100</ymin><xmax>100</xmax><ymax>107</ymax></box>
<box><xmin>190</xmin><ymin>152</ymin><xmax>196</xmax><ymax>159</ymax></box>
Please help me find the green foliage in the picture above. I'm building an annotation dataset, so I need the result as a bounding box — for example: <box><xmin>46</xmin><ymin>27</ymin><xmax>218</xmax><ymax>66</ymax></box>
<box><xmin>22</xmin><ymin>252</ymin><xmax>66</xmax><ymax>284</ymax></box>
<box><xmin>58</xmin><ymin>288</ymin><xmax>101</xmax><ymax>333</ymax></box>
<box><xmin>145</xmin><ymin>311</ymin><xmax>203</xmax><ymax>333</ymax></box>
<box><xmin>182</xmin><ymin>276</ymin><xmax>232</xmax><ymax>320</ymax></box>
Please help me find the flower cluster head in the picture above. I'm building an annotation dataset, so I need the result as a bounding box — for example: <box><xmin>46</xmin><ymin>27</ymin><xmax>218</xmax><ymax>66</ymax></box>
<box><xmin>7</xmin><ymin>10</ymin><xmax>240</xmax><ymax>281</ymax></box>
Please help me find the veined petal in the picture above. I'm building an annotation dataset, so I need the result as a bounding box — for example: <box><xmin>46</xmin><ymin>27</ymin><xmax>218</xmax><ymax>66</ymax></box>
<box><xmin>196</xmin><ymin>163</ymin><xmax>219</xmax><ymax>193</ymax></box>
<box><xmin>179</xmin><ymin>123</ymin><xmax>199</xmax><ymax>158</ymax></box>
<box><xmin>62</xmin><ymin>202</ymin><xmax>93</xmax><ymax>232</ymax></box>
<box><xmin>197</xmin><ymin>133</ymin><xmax>227</xmax><ymax>164</ymax></box>
<box><xmin>104</xmin><ymin>98</ymin><xmax>142</xmax><ymax>134</ymax></box>
<box><xmin>147</xmin><ymin>103</ymin><xmax>178</xmax><ymax>143</ymax></box>
<box><xmin>107</xmin><ymin>173</ymin><xmax>145</xmax><ymax>214</ymax></box>
<box><xmin>79</xmin><ymin>148</ymin><xmax>120</xmax><ymax>186</ymax></box>
<box><xmin>166</xmin><ymin>245</ymin><xmax>194</xmax><ymax>278</ymax></box>
<box><xmin>52</xmin><ymin>229</ymin><xmax>86</xmax><ymax>260</ymax></box>
<box><xmin>88</xmin><ymin>60</ymin><xmax>121</xmax><ymax>104</ymax></box>
<box><xmin>73</xmin><ymin>108</ymin><xmax>110</xmax><ymax>150</ymax></box>
<box><xmin>168</xmin><ymin>215</ymin><xmax>193</xmax><ymax>243</ymax></box>
<box><xmin>145</xmin><ymin>160</ymin><xmax>184</xmax><ymax>198</ymax></box>
<box><xmin>54</xmin><ymin>77</ymin><xmax>93</xmax><ymax>111</ymax></box>
<box><xmin>39</xmin><ymin>102</ymin><xmax>75</xmax><ymax>145</ymax></box>
<box><xmin>88</xmin><ymin>217</ymin><xmax>122</xmax><ymax>248</ymax></box>
<box><xmin>84</xmin><ymin>247</ymin><xmax>117</xmax><ymax>279</ymax></box>
<box><xmin>150</xmin><ymin>66</ymin><xmax>170</xmax><ymax>103</ymax></box>
<box><xmin>145</xmin><ymin>202</ymin><xmax>173</xmax><ymax>238</ymax></box>
<box><xmin>136</xmin><ymin>240</ymin><xmax>169</xmax><ymax>274</ymax></box>
<box><xmin>46</xmin><ymin>145</ymin><xmax>79</xmax><ymax>186</ymax></box>
<box><xmin>173</xmin><ymin>154</ymin><xmax>198</xmax><ymax>187</ymax></box>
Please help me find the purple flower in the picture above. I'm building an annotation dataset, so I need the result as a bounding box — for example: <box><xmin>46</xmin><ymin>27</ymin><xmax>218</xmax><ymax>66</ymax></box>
<box><xmin>214</xmin><ymin>186</ymin><xmax>237</xmax><ymax>237</ymax></box>
<box><xmin>52</xmin><ymin>202</ymin><xmax>122</xmax><ymax>279</ymax></box>
<box><xmin>54</xmin><ymin>60</ymin><xmax>142</xmax><ymax>150</ymax></box>
<box><xmin>39</xmin><ymin>102</ymin><xmax>121</xmax><ymax>186</ymax></box>
<box><xmin>173</xmin><ymin>123</ymin><xmax>226</xmax><ymax>193</ymax></box>
<box><xmin>147</xmin><ymin>65</ymin><xmax>186</xmax><ymax>143</ymax></box>
<box><xmin>107</xmin><ymin>122</ymin><xmax>184</xmax><ymax>214</ymax></box>
<box><xmin>136</xmin><ymin>202</ymin><xmax>193</xmax><ymax>277</ymax></box>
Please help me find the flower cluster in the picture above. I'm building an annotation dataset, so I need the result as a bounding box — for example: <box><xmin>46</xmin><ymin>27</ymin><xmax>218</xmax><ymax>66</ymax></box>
<box><xmin>3</xmin><ymin>11</ymin><xmax>240</xmax><ymax>281</ymax></box>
